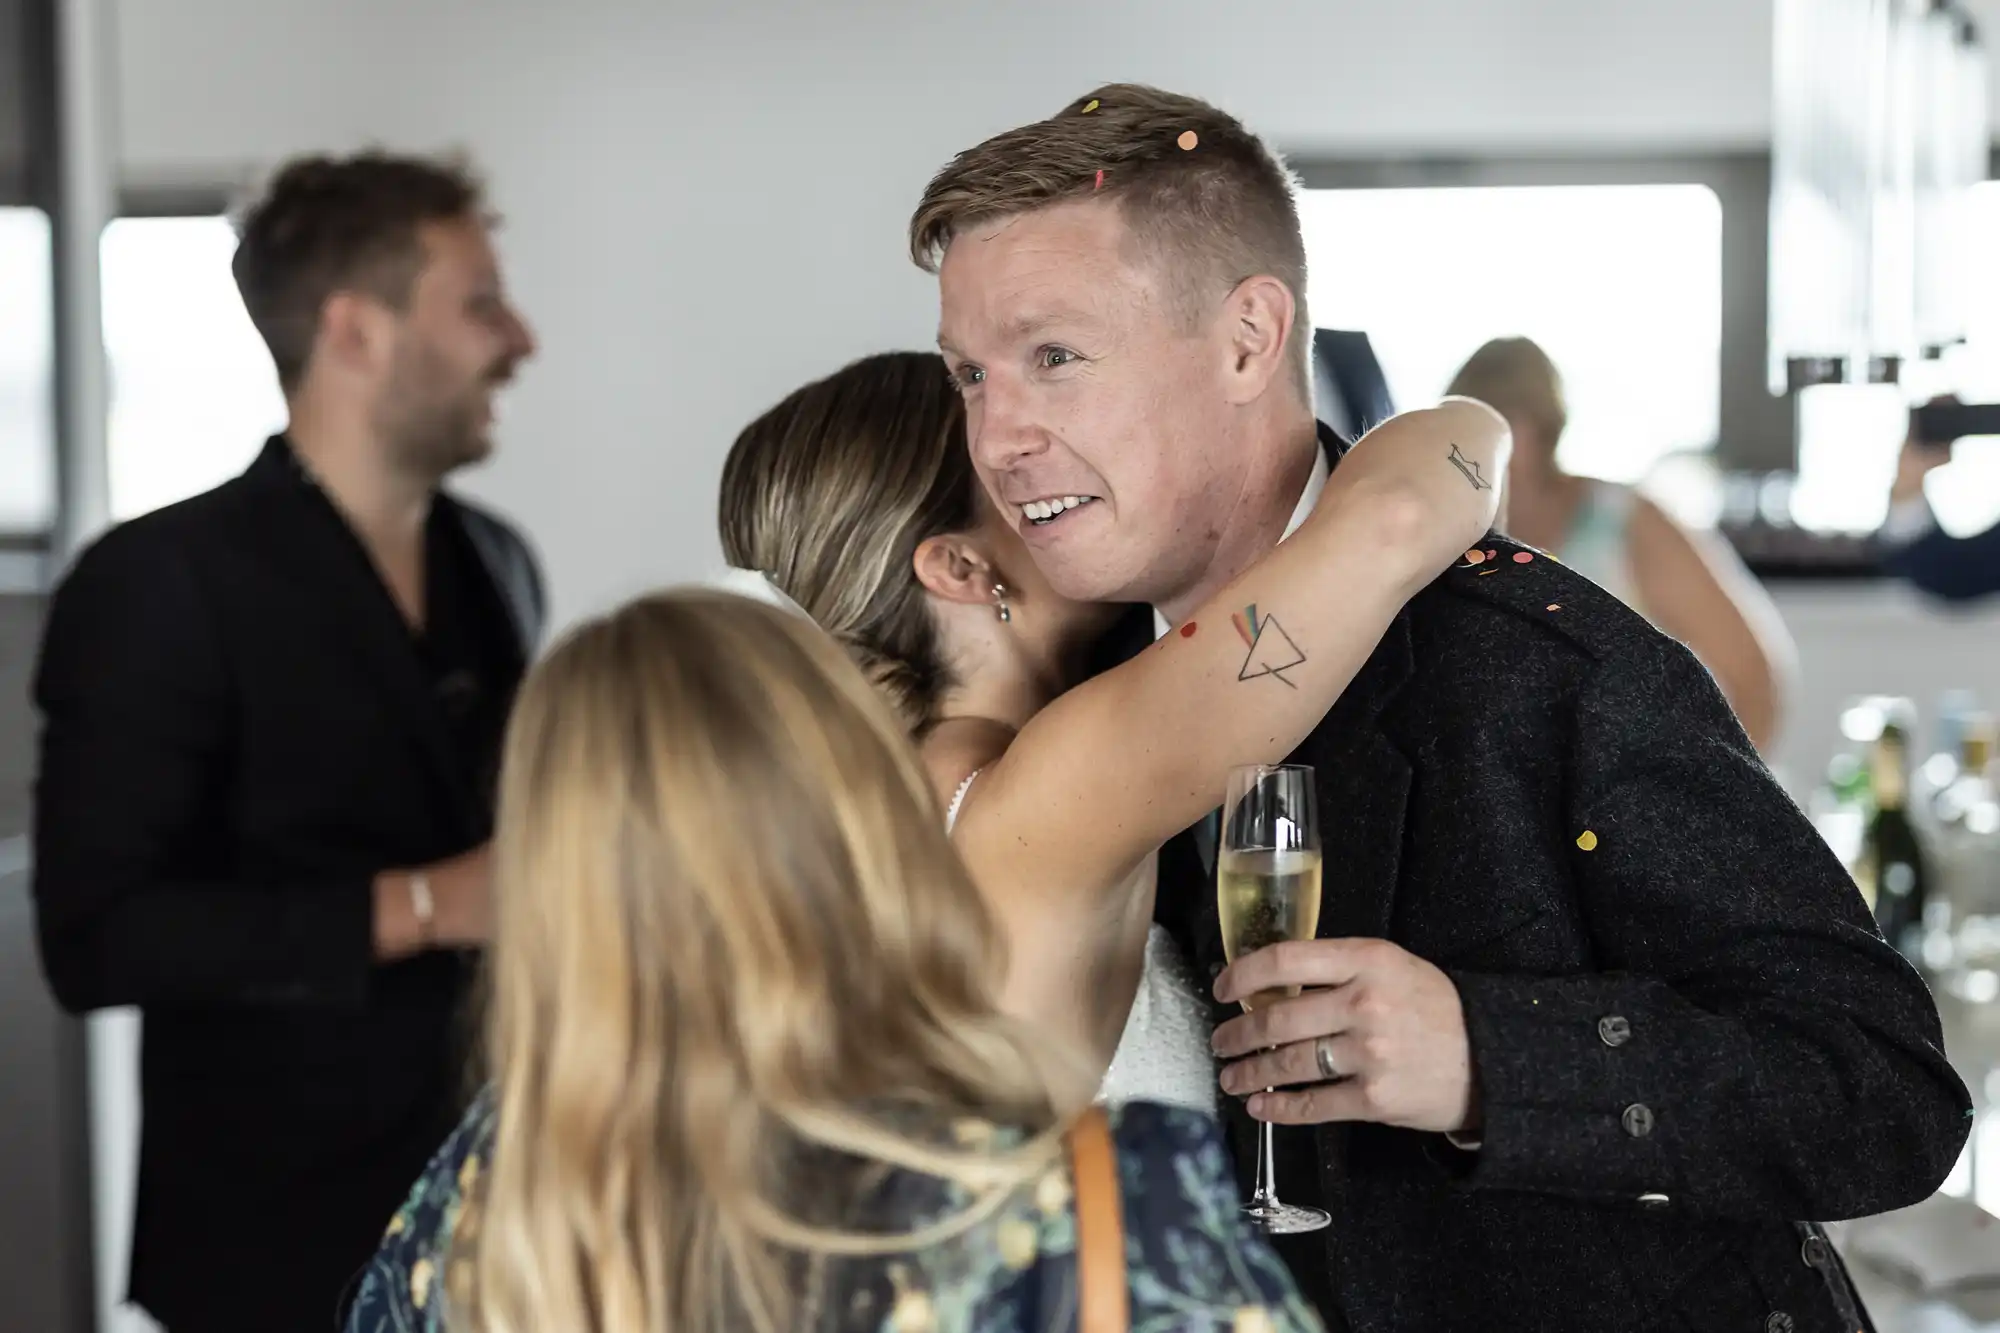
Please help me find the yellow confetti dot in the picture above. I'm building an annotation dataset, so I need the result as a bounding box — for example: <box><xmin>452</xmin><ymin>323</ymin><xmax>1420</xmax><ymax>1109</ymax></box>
<box><xmin>1082</xmin><ymin>99</ymin><xmax>1100</xmax><ymax>113</ymax></box>
<box><xmin>411</xmin><ymin>1258</ymin><xmax>434</xmax><ymax>1310</ymax></box>
<box><xmin>1576</xmin><ymin>830</ymin><xmax>1598</xmax><ymax>852</ymax></box>
<box><xmin>1235</xmin><ymin>1309</ymin><xmax>1278</xmax><ymax>1333</ymax></box>
<box><xmin>1178</xmin><ymin>130</ymin><xmax>1199</xmax><ymax>150</ymax></box>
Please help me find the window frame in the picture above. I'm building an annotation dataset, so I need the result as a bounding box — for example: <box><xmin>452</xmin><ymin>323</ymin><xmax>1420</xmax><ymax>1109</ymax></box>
<box><xmin>1290</xmin><ymin>146</ymin><xmax>2000</xmax><ymax>478</ymax></box>
<box><xmin>1289</xmin><ymin>151</ymin><xmax>1787</xmax><ymax>475</ymax></box>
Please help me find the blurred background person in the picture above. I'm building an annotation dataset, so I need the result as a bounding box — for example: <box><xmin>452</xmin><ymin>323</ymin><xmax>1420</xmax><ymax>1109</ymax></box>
<box><xmin>1881</xmin><ymin>396</ymin><xmax>2000</xmax><ymax>603</ymax></box>
<box><xmin>1448</xmin><ymin>336</ymin><xmax>1796</xmax><ymax>753</ymax></box>
<box><xmin>30</xmin><ymin>151</ymin><xmax>539</xmax><ymax>1332</ymax></box>
<box><xmin>345</xmin><ymin>591</ymin><xmax>1325</xmax><ymax>1333</ymax></box>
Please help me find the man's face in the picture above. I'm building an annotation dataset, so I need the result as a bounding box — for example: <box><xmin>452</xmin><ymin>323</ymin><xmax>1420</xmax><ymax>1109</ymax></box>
<box><xmin>374</xmin><ymin>217</ymin><xmax>536</xmax><ymax>478</ymax></box>
<box><xmin>937</xmin><ymin>198</ymin><xmax>1241</xmax><ymax>606</ymax></box>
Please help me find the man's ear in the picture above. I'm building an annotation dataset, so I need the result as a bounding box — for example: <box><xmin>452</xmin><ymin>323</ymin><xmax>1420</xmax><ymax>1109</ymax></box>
<box><xmin>1219</xmin><ymin>274</ymin><xmax>1297</xmax><ymax>407</ymax></box>
<box><xmin>317</xmin><ymin>289</ymin><xmax>398</xmax><ymax>380</ymax></box>
<box><xmin>912</xmin><ymin>532</ymin><xmax>997</xmax><ymax>607</ymax></box>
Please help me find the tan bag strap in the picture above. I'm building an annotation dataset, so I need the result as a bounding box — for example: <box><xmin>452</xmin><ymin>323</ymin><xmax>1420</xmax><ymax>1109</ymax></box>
<box><xmin>1066</xmin><ymin>1106</ymin><xmax>1128</xmax><ymax>1333</ymax></box>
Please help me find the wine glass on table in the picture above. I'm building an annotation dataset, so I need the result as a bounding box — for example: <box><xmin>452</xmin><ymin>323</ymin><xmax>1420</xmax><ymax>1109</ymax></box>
<box><xmin>1218</xmin><ymin>762</ymin><xmax>1331</xmax><ymax>1234</ymax></box>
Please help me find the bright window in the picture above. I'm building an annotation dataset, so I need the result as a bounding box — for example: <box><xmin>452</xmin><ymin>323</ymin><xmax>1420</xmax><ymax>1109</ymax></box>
<box><xmin>0</xmin><ymin>207</ymin><xmax>54</xmax><ymax>533</ymax></box>
<box><xmin>1297</xmin><ymin>184</ymin><xmax>1724</xmax><ymax>485</ymax></box>
<box><xmin>101</xmin><ymin>216</ymin><xmax>286</xmax><ymax>521</ymax></box>
<box><xmin>1789</xmin><ymin>180</ymin><xmax>2000</xmax><ymax>537</ymax></box>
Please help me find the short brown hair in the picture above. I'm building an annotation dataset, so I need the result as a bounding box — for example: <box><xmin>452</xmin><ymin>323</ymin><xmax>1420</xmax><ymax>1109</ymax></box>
<box><xmin>910</xmin><ymin>83</ymin><xmax>1310</xmax><ymax>397</ymax></box>
<box><xmin>232</xmin><ymin>150</ymin><xmax>487</xmax><ymax>392</ymax></box>
<box><xmin>718</xmin><ymin>352</ymin><xmax>975</xmax><ymax>732</ymax></box>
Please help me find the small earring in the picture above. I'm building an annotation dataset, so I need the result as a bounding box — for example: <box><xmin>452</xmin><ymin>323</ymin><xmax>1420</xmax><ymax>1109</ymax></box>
<box><xmin>991</xmin><ymin>582</ymin><xmax>1012</xmax><ymax>624</ymax></box>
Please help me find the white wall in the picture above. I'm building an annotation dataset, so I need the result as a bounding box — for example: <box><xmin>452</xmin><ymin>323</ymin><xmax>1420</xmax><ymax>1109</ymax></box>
<box><xmin>111</xmin><ymin>0</ymin><xmax>1804</xmax><ymax>627</ymax></box>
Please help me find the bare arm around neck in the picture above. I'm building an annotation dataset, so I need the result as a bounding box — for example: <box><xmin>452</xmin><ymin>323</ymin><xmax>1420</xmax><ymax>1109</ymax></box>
<box><xmin>952</xmin><ymin>400</ymin><xmax>1509</xmax><ymax>938</ymax></box>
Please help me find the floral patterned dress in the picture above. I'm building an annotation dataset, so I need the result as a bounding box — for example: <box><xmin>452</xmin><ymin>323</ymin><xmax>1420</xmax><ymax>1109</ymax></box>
<box><xmin>342</xmin><ymin>1096</ymin><xmax>1323</xmax><ymax>1333</ymax></box>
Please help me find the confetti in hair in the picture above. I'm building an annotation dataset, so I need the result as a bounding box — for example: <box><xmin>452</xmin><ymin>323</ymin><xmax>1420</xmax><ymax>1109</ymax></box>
<box><xmin>1177</xmin><ymin>130</ymin><xmax>1199</xmax><ymax>151</ymax></box>
<box><xmin>1082</xmin><ymin>99</ymin><xmax>1100</xmax><ymax>114</ymax></box>
<box><xmin>1094</xmin><ymin>169</ymin><xmax>1105</xmax><ymax>191</ymax></box>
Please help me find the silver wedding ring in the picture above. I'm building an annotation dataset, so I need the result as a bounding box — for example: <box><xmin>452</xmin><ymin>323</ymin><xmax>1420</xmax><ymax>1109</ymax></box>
<box><xmin>1314</xmin><ymin>1035</ymin><xmax>1340</xmax><ymax>1081</ymax></box>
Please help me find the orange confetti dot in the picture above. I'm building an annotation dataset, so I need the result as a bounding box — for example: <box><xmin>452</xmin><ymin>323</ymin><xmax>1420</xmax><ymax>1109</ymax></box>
<box><xmin>1576</xmin><ymin>830</ymin><xmax>1598</xmax><ymax>851</ymax></box>
<box><xmin>1513</xmin><ymin>551</ymin><xmax>1534</xmax><ymax>564</ymax></box>
<box><xmin>1546</xmin><ymin>603</ymin><xmax>1561</xmax><ymax>612</ymax></box>
<box><xmin>1464</xmin><ymin>549</ymin><xmax>1486</xmax><ymax>565</ymax></box>
<box><xmin>1082</xmin><ymin>99</ymin><xmax>1100</xmax><ymax>113</ymax></box>
<box><xmin>1177</xmin><ymin>130</ymin><xmax>1199</xmax><ymax>151</ymax></box>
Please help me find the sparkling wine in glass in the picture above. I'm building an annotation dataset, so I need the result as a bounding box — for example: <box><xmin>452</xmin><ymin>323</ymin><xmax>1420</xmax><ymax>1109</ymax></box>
<box><xmin>1218</xmin><ymin>763</ymin><xmax>1331</xmax><ymax>1235</ymax></box>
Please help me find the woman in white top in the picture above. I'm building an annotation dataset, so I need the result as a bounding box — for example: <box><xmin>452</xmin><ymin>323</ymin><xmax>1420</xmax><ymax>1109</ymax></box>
<box><xmin>1447</xmin><ymin>337</ymin><xmax>1794</xmax><ymax>754</ymax></box>
<box><xmin>719</xmin><ymin>351</ymin><xmax>1505</xmax><ymax>1111</ymax></box>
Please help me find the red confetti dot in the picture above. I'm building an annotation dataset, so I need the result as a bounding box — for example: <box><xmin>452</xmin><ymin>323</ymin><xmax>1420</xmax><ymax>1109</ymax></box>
<box><xmin>1513</xmin><ymin>552</ymin><xmax>1534</xmax><ymax>564</ymax></box>
<box><xmin>1485</xmin><ymin>550</ymin><xmax>1497</xmax><ymax>560</ymax></box>
<box><xmin>1179</xmin><ymin>621</ymin><xmax>1198</xmax><ymax>638</ymax></box>
<box><xmin>1094</xmin><ymin>169</ymin><xmax>1105</xmax><ymax>191</ymax></box>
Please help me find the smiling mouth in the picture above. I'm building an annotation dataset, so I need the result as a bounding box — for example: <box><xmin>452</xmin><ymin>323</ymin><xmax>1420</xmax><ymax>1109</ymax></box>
<box><xmin>1018</xmin><ymin>495</ymin><xmax>1101</xmax><ymax>526</ymax></box>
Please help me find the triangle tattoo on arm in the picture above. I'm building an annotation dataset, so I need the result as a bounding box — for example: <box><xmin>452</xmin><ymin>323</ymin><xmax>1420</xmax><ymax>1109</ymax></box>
<box><xmin>1233</xmin><ymin>604</ymin><xmax>1306</xmax><ymax>688</ymax></box>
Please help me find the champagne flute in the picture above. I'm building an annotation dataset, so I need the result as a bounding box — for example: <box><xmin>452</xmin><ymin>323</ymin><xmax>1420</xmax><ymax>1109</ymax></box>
<box><xmin>1218</xmin><ymin>763</ymin><xmax>1331</xmax><ymax>1234</ymax></box>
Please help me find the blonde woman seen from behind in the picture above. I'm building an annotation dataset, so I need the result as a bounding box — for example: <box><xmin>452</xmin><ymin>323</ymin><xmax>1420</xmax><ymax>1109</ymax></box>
<box><xmin>342</xmin><ymin>592</ymin><xmax>1326</xmax><ymax>1333</ymax></box>
<box><xmin>1449</xmin><ymin>336</ymin><xmax>1794</xmax><ymax>753</ymax></box>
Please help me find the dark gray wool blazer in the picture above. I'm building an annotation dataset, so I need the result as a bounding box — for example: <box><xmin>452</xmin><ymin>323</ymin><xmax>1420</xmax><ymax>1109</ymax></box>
<box><xmin>1136</xmin><ymin>423</ymin><xmax>1970</xmax><ymax>1333</ymax></box>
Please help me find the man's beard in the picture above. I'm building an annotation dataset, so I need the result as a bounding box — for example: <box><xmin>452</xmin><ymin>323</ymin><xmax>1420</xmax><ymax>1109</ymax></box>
<box><xmin>374</xmin><ymin>345</ymin><xmax>508</xmax><ymax>480</ymax></box>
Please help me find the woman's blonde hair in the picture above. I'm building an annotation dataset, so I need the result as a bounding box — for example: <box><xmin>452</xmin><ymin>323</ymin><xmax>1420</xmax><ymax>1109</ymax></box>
<box><xmin>1446</xmin><ymin>336</ymin><xmax>1568</xmax><ymax>444</ymax></box>
<box><xmin>718</xmin><ymin>351</ymin><xmax>975</xmax><ymax>734</ymax></box>
<box><xmin>457</xmin><ymin>591</ymin><xmax>1061</xmax><ymax>1333</ymax></box>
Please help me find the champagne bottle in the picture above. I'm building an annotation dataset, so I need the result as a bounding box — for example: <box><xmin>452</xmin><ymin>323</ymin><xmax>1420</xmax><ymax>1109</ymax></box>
<box><xmin>1858</xmin><ymin>720</ymin><xmax>1930</xmax><ymax>961</ymax></box>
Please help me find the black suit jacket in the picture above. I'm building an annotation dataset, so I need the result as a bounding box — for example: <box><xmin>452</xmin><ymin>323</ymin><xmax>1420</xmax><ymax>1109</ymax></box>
<box><xmin>1150</xmin><ymin>426</ymin><xmax>1969</xmax><ymax>1333</ymax></box>
<box><xmin>32</xmin><ymin>438</ymin><xmax>543</xmax><ymax>1332</ymax></box>
<box><xmin>1312</xmin><ymin>328</ymin><xmax>1397</xmax><ymax>442</ymax></box>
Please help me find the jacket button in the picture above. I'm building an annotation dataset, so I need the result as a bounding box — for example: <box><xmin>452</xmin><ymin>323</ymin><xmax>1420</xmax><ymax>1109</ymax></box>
<box><xmin>1637</xmin><ymin>1192</ymin><xmax>1669</xmax><ymax>1209</ymax></box>
<box><xmin>1800</xmin><ymin>1234</ymin><xmax>1829</xmax><ymax>1268</ymax></box>
<box><xmin>1621</xmin><ymin>1104</ymin><xmax>1655</xmax><ymax>1138</ymax></box>
<box><xmin>1597</xmin><ymin>1015</ymin><xmax>1632</xmax><ymax>1047</ymax></box>
<box><xmin>1765</xmin><ymin>1313</ymin><xmax>1794</xmax><ymax>1333</ymax></box>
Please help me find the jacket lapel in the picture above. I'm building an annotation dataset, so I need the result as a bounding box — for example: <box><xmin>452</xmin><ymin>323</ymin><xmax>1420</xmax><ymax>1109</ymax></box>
<box><xmin>240</xmin><ymin>439</ymin><xmax>479</xmax><ymax>832</ymax></box>
<box><xmin>1307</xmin><ymin>612</ymin><xmax>1415</xmax><ymax>943</ymax></box>
<box><xmin>451</xmin><ymin>501</ymin><xmax>539</xmax><ymax>662</ymax></box>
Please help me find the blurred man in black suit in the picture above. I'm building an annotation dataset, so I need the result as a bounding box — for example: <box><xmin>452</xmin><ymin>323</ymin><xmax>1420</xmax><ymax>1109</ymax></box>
<box><xmin>33</xmin><ymin>151</ymin><xmax>540</xmax><ymax>1332</ymax></box>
